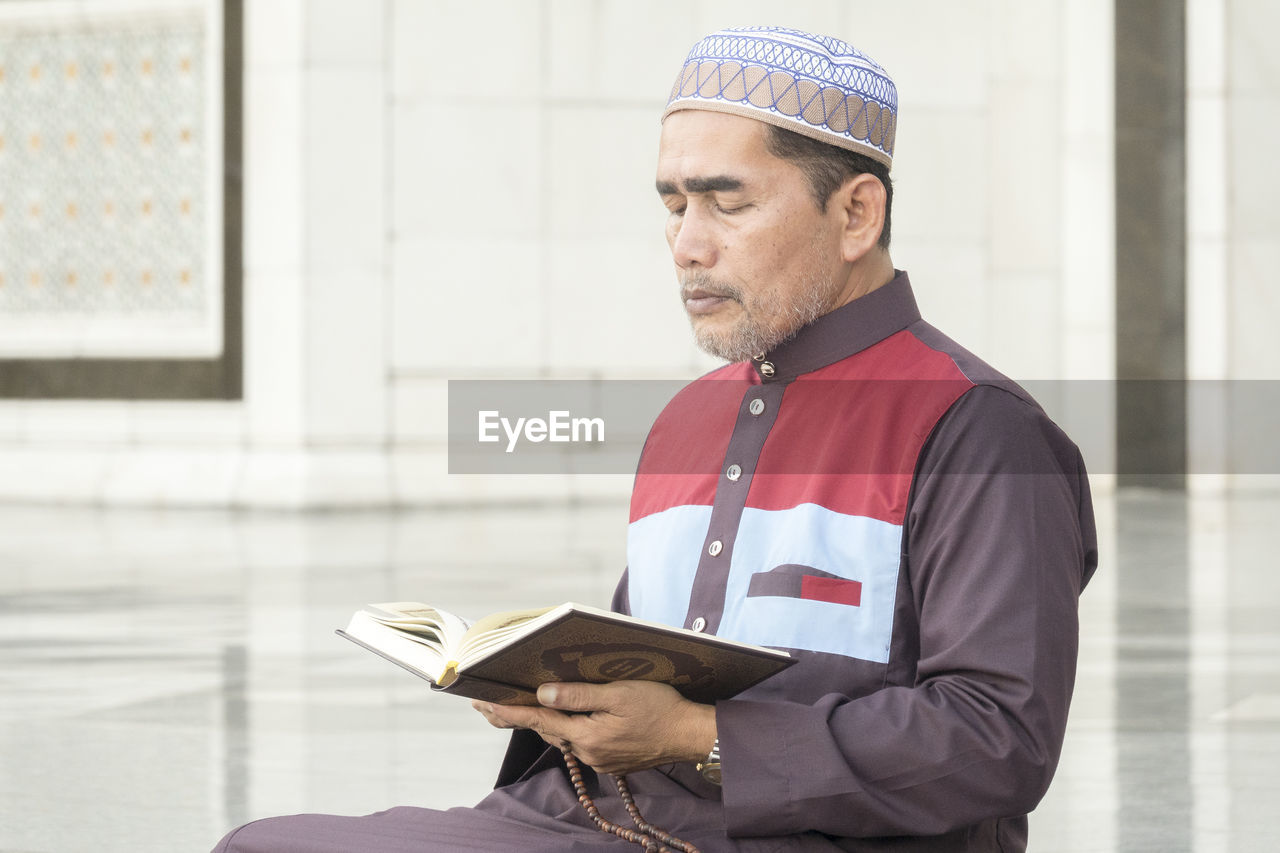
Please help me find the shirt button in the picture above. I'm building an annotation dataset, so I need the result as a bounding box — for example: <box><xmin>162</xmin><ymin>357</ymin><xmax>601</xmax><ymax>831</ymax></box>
<box><xmin>691</xmin><ymin>617</ymin><xmax>707</xmax><ymax>632</ymax></box>
<box><xmin>759</xmin><ymin>361</ymin><xmax>776</xmax><ymax>378</ymax></box>
<box><xmin>726</xmin><ymin>464</ymin><xmax>742</xmax><ymax>481</ymax></box>
<box><xmin>707</xmin><ymin>540</ymin><xmax>723</xmax><ymax>557</ymax></box>
<box><xmin>749</xmin><ymin>398</ymin><xmax>765</xmax><ymax>416</ymax></box>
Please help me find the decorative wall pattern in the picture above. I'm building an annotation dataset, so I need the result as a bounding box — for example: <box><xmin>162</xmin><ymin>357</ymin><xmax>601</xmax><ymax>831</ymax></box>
<box><xmin>0</xmin><ymin>3</ymin><xmax>220</xmax><ymax>357</ymax></box>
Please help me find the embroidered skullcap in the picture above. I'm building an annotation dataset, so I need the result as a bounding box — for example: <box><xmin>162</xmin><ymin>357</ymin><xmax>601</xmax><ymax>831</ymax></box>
<box><xmin>663</xmin><ymin>26</ymin><xmax>898</xmax><ymax>169</ymax></box>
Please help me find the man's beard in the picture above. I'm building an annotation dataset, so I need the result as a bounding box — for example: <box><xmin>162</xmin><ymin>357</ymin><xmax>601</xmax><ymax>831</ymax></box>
<box><xmin>681</xmin><ymin>270</ymin><xmax>836</xmax><ymax>362</ymax></box>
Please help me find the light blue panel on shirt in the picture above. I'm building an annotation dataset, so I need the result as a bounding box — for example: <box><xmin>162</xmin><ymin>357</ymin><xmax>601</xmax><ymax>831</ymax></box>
<box><xmin>626</xmin><ymin>504</ymin><xmax>712</xmax><ymax>628</ymax></box>
<box><xmin>718</xmin><ymin>504</ymin><xmax>902</xmax><ymax>663</ymax></box>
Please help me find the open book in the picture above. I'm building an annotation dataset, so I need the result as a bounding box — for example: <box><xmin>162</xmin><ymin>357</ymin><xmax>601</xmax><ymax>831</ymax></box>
<box><xmin>337</xmin><ymin>601</ymin><xmax>794</xmax><ymax>706</ymax></box>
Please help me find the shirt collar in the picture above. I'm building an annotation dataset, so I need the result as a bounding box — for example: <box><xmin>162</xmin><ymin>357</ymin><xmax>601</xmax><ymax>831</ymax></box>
<box><xmin>751</xmin><ymin>270</ymin><xmax>921</xmax><ymax>382</ymax></box>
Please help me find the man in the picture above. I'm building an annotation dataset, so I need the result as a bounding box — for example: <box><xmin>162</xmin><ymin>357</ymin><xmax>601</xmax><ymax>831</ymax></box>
<box><xmin>214</xmin><ymin>26</ymin><xmax>1096</xmax><ymax>852</ymax></box>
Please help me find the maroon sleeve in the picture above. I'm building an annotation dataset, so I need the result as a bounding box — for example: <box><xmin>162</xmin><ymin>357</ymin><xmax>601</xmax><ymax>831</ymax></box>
<box><xmin>610</xmin><ymin>568</ymin><xmax>632</xmax><ymax>615</ymax></box>
<box><xmin>716</xmin><ymin>386</ymin><xmax>1098</xmax><ymax>838</ymax></box>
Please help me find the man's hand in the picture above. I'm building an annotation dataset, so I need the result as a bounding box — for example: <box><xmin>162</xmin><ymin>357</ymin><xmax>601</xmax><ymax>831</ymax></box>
<box><xmin>471</xmin><ymin>681</ymin><xmax>717</xmax><ymax>776</ymax></box>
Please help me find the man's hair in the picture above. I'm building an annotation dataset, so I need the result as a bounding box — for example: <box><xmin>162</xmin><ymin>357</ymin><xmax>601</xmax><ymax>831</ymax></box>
<box><xmin>763</xmin><ymin>124</ymin><xmax>893</xmax><ymax>250</ymax></box>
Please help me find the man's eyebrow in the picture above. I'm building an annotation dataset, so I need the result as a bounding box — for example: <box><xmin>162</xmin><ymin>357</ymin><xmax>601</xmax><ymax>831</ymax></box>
<box><xmin>655</xmin><ymin>176</ymin><xmax>745</xmax><ymax>195</ymax></box>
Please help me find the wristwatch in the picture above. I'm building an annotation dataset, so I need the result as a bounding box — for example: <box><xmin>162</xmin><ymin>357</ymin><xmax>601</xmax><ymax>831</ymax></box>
<box><xmin>696</xmin><ymin>738</ymin><xmax>722</xmax><ymax>785</ymax></box>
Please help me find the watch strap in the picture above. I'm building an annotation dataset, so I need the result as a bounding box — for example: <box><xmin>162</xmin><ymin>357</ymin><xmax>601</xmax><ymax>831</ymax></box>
<box><xmin>696</xmin><ymin>738</ymin><xmax>722</xmax><ymax>785</ymax></box>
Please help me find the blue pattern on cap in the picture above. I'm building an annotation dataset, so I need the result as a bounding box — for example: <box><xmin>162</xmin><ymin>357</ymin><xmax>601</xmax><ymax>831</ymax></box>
<box><xmin>664</xmin><ymin>26</ymin><xmax>898</xmax><ymax>167</ymax></box>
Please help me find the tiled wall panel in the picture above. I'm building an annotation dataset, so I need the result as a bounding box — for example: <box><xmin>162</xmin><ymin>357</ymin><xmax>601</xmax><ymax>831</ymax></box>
<box><xmin>0</xmin><ymin>1</ymin><xmax>223</xmax><ymax>358</ymax></box>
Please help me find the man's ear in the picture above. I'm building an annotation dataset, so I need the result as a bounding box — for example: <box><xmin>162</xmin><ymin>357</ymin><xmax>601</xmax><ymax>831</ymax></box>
<box><xmin>835</xmin><ymin>173</ymin><xmax>886</xmax><ymax>262</ymax></box>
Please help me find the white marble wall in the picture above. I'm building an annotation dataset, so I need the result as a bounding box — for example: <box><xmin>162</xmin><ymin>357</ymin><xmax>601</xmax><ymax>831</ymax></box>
<box><xmin>0</xmin><ymin>0</ymin><xmax>1119</xmax><ymax>506</ymax></box>
<box><xmin>1225</xmin><ymin>0</ymin><xmax>1280</xmax><ymax>383</ymax></box>
<box><xmin>1187</xmin><ymin>0</ymin><xmax>1280</xmax><ymax>492</ymax></box>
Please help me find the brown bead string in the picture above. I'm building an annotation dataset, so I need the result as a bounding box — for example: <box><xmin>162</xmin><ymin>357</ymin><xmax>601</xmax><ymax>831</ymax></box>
<box><xmin>560</xmin><ymin>747</ymin><xmax>701</xmax><ymax>853</ymax></box>
<box><xmin>615</xmin><ymin>774</ymin><xmax>702</xmax><ymax>853</ymax></box>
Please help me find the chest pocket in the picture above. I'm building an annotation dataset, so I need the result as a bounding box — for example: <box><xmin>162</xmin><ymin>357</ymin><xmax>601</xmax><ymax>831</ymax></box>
<box><xmin>747</xmin><ymin>564</ymin><xmax>864</xmax><ymax>607</ymax></box>
<box><xmin>715</xmin><ymin>504</ymin><xmax>901</xmax><ymax>664</ymax></box>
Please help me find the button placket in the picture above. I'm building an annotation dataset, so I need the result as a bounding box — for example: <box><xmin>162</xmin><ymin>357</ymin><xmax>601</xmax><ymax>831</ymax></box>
<box><xmin>682</xmin><ymin>380</ymin><xmax>786</xmax><ymax>636</ymax></box>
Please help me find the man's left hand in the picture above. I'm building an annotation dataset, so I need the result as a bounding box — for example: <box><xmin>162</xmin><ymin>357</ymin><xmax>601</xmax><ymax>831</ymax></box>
<box><xmin>471</xmin><ymin>681</ymin><xmax>717</xmax><ymax>776</ymax></box>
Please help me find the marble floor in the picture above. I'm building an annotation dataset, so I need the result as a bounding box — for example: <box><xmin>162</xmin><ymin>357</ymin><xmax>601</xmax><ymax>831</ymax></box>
<box><xmin>1</xmin><ymin>489</ymin><xmax>1277</xmax><ymax>852</ymax></box>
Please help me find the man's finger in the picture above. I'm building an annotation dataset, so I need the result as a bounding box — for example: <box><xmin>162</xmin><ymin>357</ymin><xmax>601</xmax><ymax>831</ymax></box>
<box><xmin>471</xmin><ymin>700</ymin><xmax>529</xmax><ymax>730</ymax></box>
<box><xmin>483</xmin><ymin>702</ymin><xmax>577</xmax><ymax>744</ymax></box>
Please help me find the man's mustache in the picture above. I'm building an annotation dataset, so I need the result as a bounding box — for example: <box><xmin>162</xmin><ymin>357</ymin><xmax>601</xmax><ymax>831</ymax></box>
<box><xmin>680</xmin><ymin>274</ymin><xmax>742</xmax><ymax>303</ymax></box>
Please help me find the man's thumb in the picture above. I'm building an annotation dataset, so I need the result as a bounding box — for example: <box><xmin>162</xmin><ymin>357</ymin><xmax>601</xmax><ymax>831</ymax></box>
<box><xmin>537</xmin><ymin>682</ymin><xmax>595</xmax><ymax>711</ymax></box>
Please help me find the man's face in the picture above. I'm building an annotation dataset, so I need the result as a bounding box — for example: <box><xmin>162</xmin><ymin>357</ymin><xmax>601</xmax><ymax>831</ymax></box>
<box><xmin>656</xmin><ymin>110</ymin><xmax>853</xmax><ymax>362</ymax></box>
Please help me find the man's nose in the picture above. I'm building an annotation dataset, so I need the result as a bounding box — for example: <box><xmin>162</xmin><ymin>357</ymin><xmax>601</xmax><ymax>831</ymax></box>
<box><xmin>670</xmin><ymin>208</ymin><xmax>717</xmax><ymax>269</ymax></box>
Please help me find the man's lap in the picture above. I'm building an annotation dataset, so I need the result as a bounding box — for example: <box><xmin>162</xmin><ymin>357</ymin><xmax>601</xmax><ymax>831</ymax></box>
<box><xmin>211</xmin><ymin>804</ymin><xmax>646</xmax><ymax>852</ymax></box>
<box><xmin>210</xmin><ymin>765</ymin><xmax>846</xmax><ymax>853</ymax></box>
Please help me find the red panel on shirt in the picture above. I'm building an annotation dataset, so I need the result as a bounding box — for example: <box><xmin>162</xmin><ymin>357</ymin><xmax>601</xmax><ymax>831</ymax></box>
<box><xmin>746</xmin><ymin>330</ymin><xmax>973</xmax><ymax>524</ymax></box>
<box><xmin>630</xmin><ymin>330</ymin><xmax>975</xmax><ymax>526</ymax></box>
<box><xmin>629</xmin><ymin>363</ymin><xmax>756</xmax><ymax>523</ymax></box>
<box><xmin>800</xmin><ymin>575</ymin><xmax>863</xmax><ymax>607</ymax></box>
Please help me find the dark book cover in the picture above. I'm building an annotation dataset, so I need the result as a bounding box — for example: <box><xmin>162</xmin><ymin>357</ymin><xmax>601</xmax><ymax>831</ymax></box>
<box><xmin>338</xmin><ymin>603</ymin><xmax>793</xmax><ymax>706</ymax></box>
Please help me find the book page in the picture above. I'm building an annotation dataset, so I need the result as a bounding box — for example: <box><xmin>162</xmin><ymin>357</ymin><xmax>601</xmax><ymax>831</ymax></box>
<box><xmin>458</xmin><ymin>605</ymin><xmax>559</xmax><ymax>664</ymax></box>
<box><xmin>339</xmin><ymin>613</ymin><xmax>450</xmax><ymax>683</ymax></box>
<box><xmin>363</xmin><ymin>602</ymin><xmax>471</xmax><ymax>653</ymax></box>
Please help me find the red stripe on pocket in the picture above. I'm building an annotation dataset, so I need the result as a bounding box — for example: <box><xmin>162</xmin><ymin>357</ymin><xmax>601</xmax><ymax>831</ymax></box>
<box><xmin>800</xmin><ymin>576</ymin><xmax>862</xmax><ymax>607</ymax></box>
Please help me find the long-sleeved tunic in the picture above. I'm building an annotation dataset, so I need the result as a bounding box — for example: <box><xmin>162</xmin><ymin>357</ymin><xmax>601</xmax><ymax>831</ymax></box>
<box><xmin>213</xmin><ymin>271</ymin><xmax>1097</xmax><ymax>853</ymax></box>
